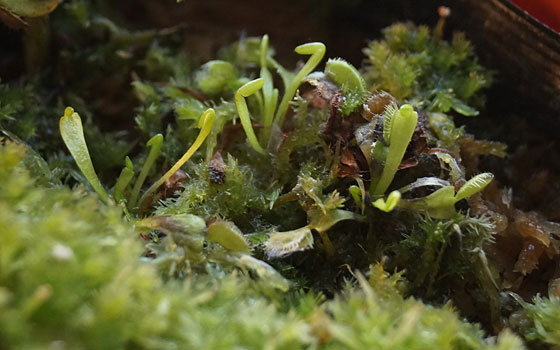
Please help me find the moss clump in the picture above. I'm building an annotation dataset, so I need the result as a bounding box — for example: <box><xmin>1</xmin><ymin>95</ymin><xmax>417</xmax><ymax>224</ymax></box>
<box><xmin>1</xmin><ymin>2</ymin><xmax>556</xmax><ymax>349</ymax></box>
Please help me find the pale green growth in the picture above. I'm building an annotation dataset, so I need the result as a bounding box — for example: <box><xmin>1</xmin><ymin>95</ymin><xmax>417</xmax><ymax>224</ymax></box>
<box><xmin>274</xmin><ymin>42</ymin><xmax>326</xmax><ymax>127</ymax></box>
<box><xmin>59</xmin><ymin>107</ymin><xmax>110</xmax><ymax>204</ymax></box>
<box><xmin>265</xmin><ymin>226</ymin><xmax>314</xmax><ymax>258</ymax></box>
<box><xmin>372</xmin><ymin>190</ymin><xmax>401</xmax><ymax>212</ymax></box>
<box><xmin>372</xmin><ymin>104</ymin><xmax>418</xmax><ymax>195</ymax></box>
<box><xmin>324</xmin><ymin>58</ymin><xmax>366</xmax><ymax>96</ymax></box>
<box><xmin>259</xmin><ymin>35</ymin><xmax>279</xmax><ymax>145</ymax></box>
<box><xmin>235</xmin><ymin>78</ymin><xmax>266</xmax><ymax>154</ymax></box>
<box><xmin>349</xmin><ymin>178</ymin><xmax>366</xmax><ymax>214</ymax></box>
<box><xmin>207</xmin><ymin>220</ymin><xmax>250</xmax><ymax>253</ymax></box>
<box><xmin>113</xmin><ymin>156</ymin><xmax>134</xmax><ymax>204</ymax></box>
<box><xmin>455</xmin><ymin>172</ymin><xmax>494</xmax><ymax>202</ymax></box>
<box><xmin>195</xmin><ymin>60</ymin><xmax>239</xmax><ymax>96</ymax></box>
<box><xmin>230</xmin><ymin>253</ymin><xmax>290</xmax><ymax>292</ymax></box>
<box><xmin>399</xmin><ymin>173</ymin><xmax>494</xmax><ymax>219</ymax></box>
<box><xmin>128</xmin><ymin>133</ymin><xmax>163</xmax><ymax>209</ymax></box>
<box><xmin>138</xmin><ymin>108</ymin><xmax>215</xmax><ymax>207</ymax></box>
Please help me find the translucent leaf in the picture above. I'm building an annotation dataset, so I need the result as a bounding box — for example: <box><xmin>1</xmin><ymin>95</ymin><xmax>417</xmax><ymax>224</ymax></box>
<box><xmin>207</xmin><ymin>220</ymin><xmax>250</xmax><ymax>253</ymax></box>
<box><xmin>233</xmin><ymin>253</ymin><xmax>290</xmax><ymax>291</ymax></box>
<box><xmin>454</xmin><ymin>173</ymin><xmax>493</xmax><ymax>203</ymax></box>
<box><xmin>372</xmin><ymin>190</ymin><xmax>401</xmax><ymax>212</ymax></box>
<box><xmin>264</xmin><ymin>226</ymin><xmax>313</xmax><ymax>258</ymax></box>
<box><xmin>59</xmin><ymin>107</ymin><xmax>109</xmax><ymax>204</ymax></box>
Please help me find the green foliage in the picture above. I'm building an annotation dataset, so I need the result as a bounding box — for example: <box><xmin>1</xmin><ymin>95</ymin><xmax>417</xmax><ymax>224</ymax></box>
<box><xmin>363</xmin><ymin>23</ymin><xmax>491</xmax><ymax>116</ymax></box>
<box><xmin>59</xmin><ymin>107</ymin><xmax>110</xmax><ymax>204</ymax></box>
<box><xmin>324</xmin><ymin>58</ymin><xmax>367</xmax><ymax>116</ymax></box>
<box><xmin>311</xmin><ymin>267</ymin><xmax>524</xmax><ymax>350</ymax></box>
<box><xmin>157</xmin><ymin>155</ymin><xmax>267</xmax><ymax>219</ymax></box>
<box><xmin>517</xmin><ymin>295</ymin><xmax>560</xmax><ymax>346</ymax></box>
<box><xmin>371</xmin><ymin>104</ymin><xmax>418</xmax><ymax>195</ymax></box>
<box><xmin>194</xmin><ymin>60</ymin><xmax>243</xmax><ymax>97</ymax></box>
<box><xmin>390</xmin><ymin>214</ymin><xmax>495</xmax><ymax>295</ymax></box>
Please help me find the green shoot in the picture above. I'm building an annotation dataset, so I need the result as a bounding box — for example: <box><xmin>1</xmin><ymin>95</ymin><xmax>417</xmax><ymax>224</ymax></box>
<box><xmin>324</xmin><ymin>58</ymin><xmax>367</xmax><ymax>116</ymax></box>
<box><xmin>235</xmin><ymin>78</ymin><xmax>266</xmax><ymax>154</ymax></box>
<box><xmin>399</xmin><ymin>173</ymin><xmax>494</xmax><ymax>219</ymax></box>
<box><xmin>274</xmin><ymin>42</ymin><xmax>326</xmax><ymax>127</ymax></box>
<box><xmin>349</xmin><ymin>178</ymin><xmax>366</xmax><ymax>214</ymax></box>
<box><xmin>324</xmin><ymin>58</ymin><xmax>366</xmax><ymax>96</ymax></box>
<box><xmin>259</xmin><ymin>34</ymin><xmax>279</xmax><ymax>145</ymax></box>
<box><xmin>138</xmin><ymin>108</ymin><xmax>215</xmax><ymax>207</ymax></box>
<box><xmin>454</xmin><ymin>172</ymin><xmax>494</xmax><ymax>202</ymax></box>
<box><xmin>207</xmin><ymin>220</ymin><xmax>250</xmax><ymax>253</ymax></box>
<box><xmin>59</xmin><ymin>107</ymin><xmax>110</xmax><ymax>204</ymax></box>
<box><xmin>372</xmin><ymin>190</ymin><xmax>401</xmax><ymax>212</ymax></box>
<box><xmin>372</xmin><ymin>104</ymin><xmax>418</xmax><ymax>195</ymax></box>
<box><xmin>128</xmin><ymin>133</ymin><xmax>163</xmax><ymax>209</ymax></box>
<box><xmin>113</xmin><ymin>156</ymin><xmax>134</xmax><ymax>204</ymax></box>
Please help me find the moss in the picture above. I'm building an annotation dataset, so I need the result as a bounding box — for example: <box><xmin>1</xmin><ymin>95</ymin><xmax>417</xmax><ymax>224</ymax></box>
<box><xmin>0</xmin><ymin>2</ymin><xmax>550</xmax><ymax>349</ymax></box>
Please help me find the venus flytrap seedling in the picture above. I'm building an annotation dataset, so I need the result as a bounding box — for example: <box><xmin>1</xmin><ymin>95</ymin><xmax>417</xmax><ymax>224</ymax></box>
<box><xmin>274</xmin><ymin>42</ymin><xmax>326</xmax><ymax>127</ymax></box>
<box><xmin>137</xmin><ymin>108</ymin><xmax>215</xmax><ymax>208</ymax></box>
<box><xmin>234</xmin><ymin>38</ymin><xmax>326</xmax><ymax>154</ymax></box>
<box><xmin>399</xmin><ymin>172</ymin><xmax>494</xmax><ymax>219</ymax></box>
<box><xmin>234</xmin><ymin>78</ymin><xmax>266</xmax><ymax>154</ymax></box>
<box><xmin>324</xmin><ymin>58</ymin><xmax>367</xmax><ymax>116</ymax></box>
<box><xmin>372</xmin><ymin>190</ymin><xmax>401</xmax><ymax>212</ymax></box>
<box><xmin>128</xmin><ymin>133</ymin><xmax>163</xmax><ymax>209</ymax></box>
<box><xmin>59</xmin><ymin>107</ymin><xmax>111</xmax><ymax>204</ymax></box>
<box><xmin>371</xmin><ymin>104</ymin><xmax>418</xmax><ymax>196</ymax></box>
<box><xmin>258</xmin><ymin>34</ymin><xmax>279</xmax><ymax>145</ymax></box>
<box><xmin>113</xmin><ymin>156</ymin><xmax>134</xmax><ymax>204</ymax></box>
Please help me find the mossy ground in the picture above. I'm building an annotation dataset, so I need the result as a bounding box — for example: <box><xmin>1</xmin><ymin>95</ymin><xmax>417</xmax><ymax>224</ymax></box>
<box><xmin>0</xmin><ymin>1</ymin><xmax>559</xmax><ymax>349</ymax></box>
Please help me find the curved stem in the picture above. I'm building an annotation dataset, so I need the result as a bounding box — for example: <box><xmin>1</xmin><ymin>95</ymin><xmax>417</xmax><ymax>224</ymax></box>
<box><xmin>114</xmin><ymin>156</ymin><xmax>134</xmax><ymax>204</ymax></box>
<box><xmin>235</xmin><ymin>78</ymin><xmax>266</xmax><ymax>154</ymax></box>
<box><xmin>128</xmin><ymin>133</ymin><xmax>163</xmax><ymax>209</ymax></box>
<box><xmin>372</xmin><ymin>104</ymin><xmax>418</xmax><ymax>195</ymax></box>
<box><xmin>138</xmin><ymin>108</ymin><xmax>215</xmax><ymax>207</ymax></box>
<box><xmin>274</xmin><ymin>42</ymin><xmax>326</xmax><ymax>127</ymax></box>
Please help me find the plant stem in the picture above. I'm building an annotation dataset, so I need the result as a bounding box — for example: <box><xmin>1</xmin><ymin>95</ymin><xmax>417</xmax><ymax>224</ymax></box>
<box><xmin>138</xmin><ymin>108</ymin><xmax>215</xmax><ymax>208</ymax></box>
<box><xmin>128</xmin><ymin>134</ymin><xmax>163</xmax><ymax>209</ymax></box>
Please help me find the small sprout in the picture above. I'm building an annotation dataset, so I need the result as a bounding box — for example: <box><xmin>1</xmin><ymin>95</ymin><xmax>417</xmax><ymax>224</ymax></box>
<box><xmin>454</xmin><ymin>172</ymin><xmax>494</xmax><ymax>202</ymax></box>
<box><xmin>398</xmin><ymin>173</ymin><xmax>494</xmax><ymax>219</ymax></box>
<box><xmin>372</xmin><ymin>190</ymin><xmax>401</xmax><ymax>212</ymax></box>
<box><xmin>259</xmin><ymin>35</ymin><xmax>279</xmax><ymax>144</ymax></box>
<box><xmin>274</xmin><ymin>42</ymin><xmax>326</xmax><ymax>127</ymax></box>
<box><xmin>114</xmin><ymin>156</ymin><xmax>134</xmax><ymax>204</ymax></box>
<box><xmin>235</xmin><ymin>78</ymin><xmax>266</xmax><ymax>154</ymax></box>
<box><xmin>372</xmin><ymin>104</ymin><xmax>418</xmax><ymax>195</ymax></box>
<box><xmin>265</xmin><ymin>226</ymin><xmax>314</xmax><ymax>258</ymax></box>
<box><xmin>207</xmin><ymin>220</ymin><xmax>250</xmax><ymax>253</ymax></box>
<box><xmin>128</xmin><ymin>133</ymin><xmax>163</xmax><ymax>209</ymax></box>
<box><xmin>349</xmin><ymin>177</ymin><xmax>366</xmax><ymax>214</ymax></box>
<box><xmin>59</xmin><ymin>107</ymin><xmax>110</xmax><ymax>204</ymax></box>
<box><xmin>138</xmin><ymin>108</ymin><xmax>215</xmax><ymax>207</ymax></box>
<box><xmin>325</xmin><ymin>58</ymin><xmax>367</xmax><ymax>115</ymax></box>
